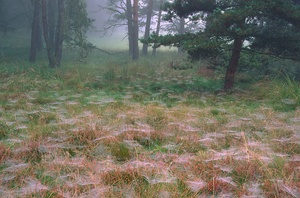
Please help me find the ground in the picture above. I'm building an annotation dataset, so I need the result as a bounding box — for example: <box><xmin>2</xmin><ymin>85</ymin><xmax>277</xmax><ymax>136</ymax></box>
<box><xmin>0</xmin><ymin>51</ymin><xmax>299</xmax><ymax>197</ymax></box>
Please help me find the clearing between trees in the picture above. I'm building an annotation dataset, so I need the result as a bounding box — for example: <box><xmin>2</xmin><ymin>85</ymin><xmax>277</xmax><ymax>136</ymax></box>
<box><xmin>0</xmin><ymin>51</ymin><xmax>299</xmax><ymax>197</ymax></box>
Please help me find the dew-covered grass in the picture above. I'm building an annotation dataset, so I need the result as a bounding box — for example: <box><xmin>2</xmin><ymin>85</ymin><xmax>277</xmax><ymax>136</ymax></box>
<box><xmin>0</xmin><ymin>50</ymin><xmax>299</xmax><ymax>197</ymax></box>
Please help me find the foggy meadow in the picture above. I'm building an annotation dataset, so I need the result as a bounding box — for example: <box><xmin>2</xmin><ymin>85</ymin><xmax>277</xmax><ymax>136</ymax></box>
<box><xmin>0</xmin><ymin>0</ymin><xmax>300</xmax><ymax>197</ymax></box>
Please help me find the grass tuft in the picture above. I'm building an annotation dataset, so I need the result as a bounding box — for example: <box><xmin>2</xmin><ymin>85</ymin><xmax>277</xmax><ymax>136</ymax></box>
<box><xmin>102</xmin><ymin>168</ymin><xmax>145</xmax><ymax>185</ymax></box>
<box><xmin>0</xmin><ymin>121</ymin><xmax>11</xmax><ymax>139</ymax></box>
<box><xmin>110</xmin><ymin>142</ymin><xmax>132</xmax><ymax>162</ymax></box>
<box><xmin>145</xmin><ymin>105</ymin><xmax>168</xmax><ymax>129</ymax></box>
<box><xmin>68</xmin><ymin>128</ymin><xmax>98</xmax><ymax>146</ymax></box>
<box><xmin>0</xmin><ymin>143</ymin><xmax>11</xmax><ymax>163</ymax></box>
<box><xmin>16</xmin><ymin>140</ymin><xmax>43</xmax><ymax>164</ymax></box>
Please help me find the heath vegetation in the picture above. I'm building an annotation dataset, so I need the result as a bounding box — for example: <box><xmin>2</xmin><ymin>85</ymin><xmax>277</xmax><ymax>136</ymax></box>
<box><xmin>1</xmin><ymin>0</ymin><xmax>300</xmax><ymax>196</ymax></box>
<box><xmin>0</xmin><ymin>47</ymin><xmax>299</xmax><ymax>197</ymax></box>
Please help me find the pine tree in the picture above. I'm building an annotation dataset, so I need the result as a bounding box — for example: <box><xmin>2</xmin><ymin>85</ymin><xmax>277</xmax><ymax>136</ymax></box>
<box><xmin>144</xmin><ymin>0</ymin><xmax>300</xmax><ymax>90</ymax></box>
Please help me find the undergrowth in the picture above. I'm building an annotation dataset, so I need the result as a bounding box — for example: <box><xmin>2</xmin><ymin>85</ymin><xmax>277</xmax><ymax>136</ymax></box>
<box><xmin>0</xmin><ymin>50</ymin><xmax>299</xmax><ymax>197</ymax></box>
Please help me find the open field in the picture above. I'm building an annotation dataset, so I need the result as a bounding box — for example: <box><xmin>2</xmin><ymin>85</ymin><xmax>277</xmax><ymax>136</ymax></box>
<box><xmin>0</xmin><ymin>51</ymin><xmax>299</xmax><ymax>197</ymax></box>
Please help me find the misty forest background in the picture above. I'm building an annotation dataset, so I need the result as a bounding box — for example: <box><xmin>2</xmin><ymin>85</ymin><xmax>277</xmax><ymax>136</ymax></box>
<box><xmin>1</xmin><ymin>0</ymin><xmax>300</xmax><ymax>88</ymax></box>
<box><xmin>0</xmin><ymin>0</ymin><xmax>300</xmax><ymax>197</ymax></box>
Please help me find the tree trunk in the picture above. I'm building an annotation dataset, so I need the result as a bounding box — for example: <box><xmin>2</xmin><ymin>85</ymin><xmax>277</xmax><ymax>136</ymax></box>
<box><xmin>54</xmin><ymin>0</ymin><xmax>64</xmax><ymax>66</ymax></box>
<box><xmin>132</xmin><ymin>0</ymin><xmax>139</xmax><ymax>60</ymax></box>
<box><xmin>224</xmin><ymin>37</ymin><xmax>244</xmax><ymax>91</ymax></box>
<box><xmin>126</xmin><ymin>0</ymin><xmax>133</xmax><ymax>55</ymax></box>
<box><xmin>48</xmin><ymin>0</ymin><xmax>57</xmax><ymax>49</ymax></box>
<box><xmin>178</xmin><ymin>17</ymin><xmax>185</xmax><ymax>53</ymax></box>
<box><xmin>152</xmin><ymin>0</ymin><xmax>163</xmax><ymax>56</ymax></box>
<box><xmin>205</xmin><ymin>12</ymin><xmax>212</xmax><ymax>31</ymax></box>
<box><xmin>42</xmin><ymin>0</ymin><xmax>56</xmax><ymax>67</ymax></box>
<box><xmin>36</xmin><ymin>18</ymin><xmax>43</xmax><ymax>51</ymax></box>
<box><xmin>142</xmin><ymin>0</ymin><xmax>153</xmax><ymax>56</ymax></box>
<box><xmin>29</xmin><ymin>0</ymin><xmax>40</xmax><ymax>62</ymax></box>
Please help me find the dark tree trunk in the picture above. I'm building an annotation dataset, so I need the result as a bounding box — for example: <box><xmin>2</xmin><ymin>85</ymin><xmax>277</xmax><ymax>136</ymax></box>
<box><xmin>224</xmin><ymin>37</ymin><xmax>244</xmax><ymax>91</ymax></box>
<box><xmin>126</xmin><ymin>0</ymin><xmax>133</xmax><ymax>55</ymax></box>
<box><xmin>132</xmin><ymin>0</ymin><xmax>139</xmax><ymax>60</ymax></box>
<box><xmin>54</xmin><ymin>0</ymin><xmax>64</xmax><ymax>66</ymax></box>
<box><xmin>29</xmin><ymin>0</ymin><xmax>40</xmax><ymax>62</ymax></box>
<box><xmin>41</xmin><ymin>0</ymin><xmax>65</xmax><ymax>67</ymax></box>
<box><xmin>48</xmin><ymin>0</ymin><xmax>57</xmax><ymax>49</ymax></box>
<box><xmin>142</xmin><ymin>0</ymin><xmax>153</xmax><ymax>56</ymax></box>
<box><xmin>152</xmin><ymin>0</ymin><xmax>163</xmax><ymax>56</ymax></box>
<box><xmin>178</xmin><ymin>17</ymin><xmax>185</xmax><ymax>53</ymax></box>
<box><xmin>36</xmin><ymin>19</ymin><xmax>43</xmax><ymax>51</ymax></box>
<box><xmin>42</xmin><ymin>0</ymin><xmax>56</xmax><ymax>67</ymax></box>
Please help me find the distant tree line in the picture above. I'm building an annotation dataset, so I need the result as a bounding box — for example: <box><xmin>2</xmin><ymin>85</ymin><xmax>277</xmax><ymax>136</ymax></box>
<box><xmin>0</xmin><ymin>0</ymin><xmax>93</xmax><ymax>67</ymax></box>
<box><xmin>1</xmin><ymin>0</ymin><xmax>300</xmax><ymax>91</ymax></box>
<box><xmin>29</xmin><ymin>0</ymin><xmax>93</xmax><ymax>67</ymax></box>
<box><xmin>102</xmin><ymin>0</ymin><xmax>300</xmax><ymax>90</ymax></box>
<box><xmin>101</xmin><ymin>0</ymin><xmax>192</xmax><ymax>58</ymax></box>
<box><xmin>142</xmin><ymin>0</ymin><xmax>300</xmax><ymax>90</ymax></box>
<box><xmin>0</xmin><ymin>0</ymin><xmax>31</xmax><ymax>34</ymax></box>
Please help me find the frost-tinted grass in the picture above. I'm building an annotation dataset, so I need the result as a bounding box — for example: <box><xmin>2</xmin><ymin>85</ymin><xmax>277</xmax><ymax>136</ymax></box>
<box><xmin>0</xmin><ymin>51</ymin><xmax>299</xmax><ymax>197</ymax></box>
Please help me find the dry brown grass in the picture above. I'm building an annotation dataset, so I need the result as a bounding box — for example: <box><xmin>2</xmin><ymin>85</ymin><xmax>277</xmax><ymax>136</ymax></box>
<box><xmin>1</xmin><ymin>57</ymin><xmax>300</xmax><ymax>197</ymax></box>
<box><xmin>0</xmin><ymin>143</ymin><xmax>11</xmax><ymax>163</ymax></box>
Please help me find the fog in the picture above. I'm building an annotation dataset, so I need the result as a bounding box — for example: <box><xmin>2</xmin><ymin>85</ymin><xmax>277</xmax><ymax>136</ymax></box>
<box><xmin>0</xmin><ymin>0</ymin><xmax>178</xmax><ymax>52</ymax></box>
<box><xmin>86</xmin><ymin>0</ymin><xmax>131</xmax><ymax>50</ymax></box>
<box><xmin>85</xmin><ymin>0</ymin><xmax>177</xmax><ymax>51</ymax></box>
